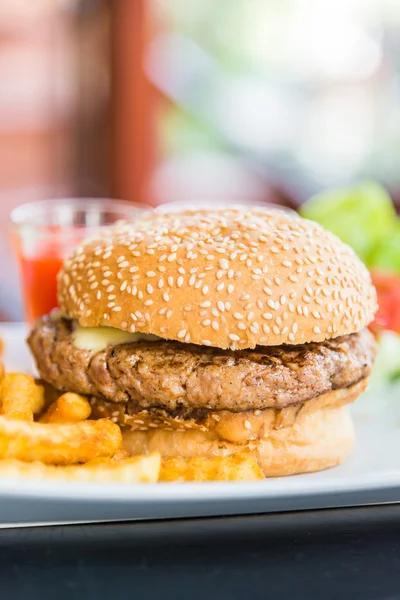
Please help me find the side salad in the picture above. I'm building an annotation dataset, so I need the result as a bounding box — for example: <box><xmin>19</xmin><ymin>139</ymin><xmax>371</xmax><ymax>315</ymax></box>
<box><xmin>300</xmin><ymin>181</ymin><xmax>400</xmax><ymax>388</ymax></box>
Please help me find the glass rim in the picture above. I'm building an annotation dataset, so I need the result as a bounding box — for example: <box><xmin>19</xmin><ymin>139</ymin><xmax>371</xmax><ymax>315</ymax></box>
<box><xmin>10</xmin><ymin>197</ymin><xmax>150</xmax><ymax>229</ymax></box>
<box><xmin>154</xmin><ymin>200</ymin><xmax>296</xmax><ymax>215</ymax></box>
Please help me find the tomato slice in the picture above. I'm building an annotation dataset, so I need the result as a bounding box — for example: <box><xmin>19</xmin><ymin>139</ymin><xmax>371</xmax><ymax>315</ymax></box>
<box><xmin>370</xmin><ymin>271</ymin><xmax>400</xmax><ymax>334</ymax></box>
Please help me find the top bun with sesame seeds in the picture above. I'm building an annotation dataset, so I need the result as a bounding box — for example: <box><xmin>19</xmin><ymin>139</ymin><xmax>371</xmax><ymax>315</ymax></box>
<box><xmin>57</xmin><ymin>207</ymin><xmax>377</xmax><ymax>350</ymax></box>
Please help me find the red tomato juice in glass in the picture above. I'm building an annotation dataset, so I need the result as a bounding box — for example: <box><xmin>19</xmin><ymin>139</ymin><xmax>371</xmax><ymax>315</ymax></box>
<box><xmin>19</xmin><ymin>254</ymin><xmax>64</xmax><ymax>324</ymax></box>
<box><xmin>13</xmin><ymin>234</ymin><xmax>82</xmax><ymax>325</ymax></box>
<box><xmin>10</xmin><ymin>198</ymin><xmax>149</xmax><ymax>324</ymax></box>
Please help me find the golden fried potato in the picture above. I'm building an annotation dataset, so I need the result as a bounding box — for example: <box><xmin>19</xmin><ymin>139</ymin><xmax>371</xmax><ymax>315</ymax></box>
<box><xmin>0</xmin><ymin>416</ymin><xmax>122</xmax><ymax>465</ymax></box>
<box><xmin>0</xmin><ymin>373</ymin><xmax>37</xmax><ymax>421</ymax></box>
<box><xmin>85</xmin><ymin>447</ymin><xmax>130</xmax><ymax>466</ymax></box>
<box><xmin>40</xmin><ymin>392</ymin><xmax>91</xmax><ymax>424</ymax></box>
<box><xmin>31</xmin><ymin>383</ymin><xmax>45</xmax><ymax>414</ymax></box>
<box><xmin>159</xmin><ymin>454</ymin><xmax>264</xmax><ymax>482</ymax></box>
<box><xmin>111</xmin><ymin>447</ymin><xmax>130</xmax><ymax>461</ymax></box>
<box><xmin>0</xmin><ymin>338</ymin><xmax>4</xmax><ymax>382</ymax></box>
<box><xmin>0</xmin><ymin>453</ymin><xmax>160</xmax><ymax>483</ymax></box>
<box><xmin>35</xmin><ymin>379</ymin><xmax>62</xmax><ymax>410</ymax></box>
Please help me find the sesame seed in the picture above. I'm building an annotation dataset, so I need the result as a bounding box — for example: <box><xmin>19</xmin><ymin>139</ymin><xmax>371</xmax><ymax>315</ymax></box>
<box><xmin>217</xmin><ymin>301</ymin><xmax>225</xmax><ymax>312</ymax></box>
<box><xmin>146</xmin><ymin>271</ymin><xmax>156</xmax><ymax>278</ymax></box>
<box><xmin>244</xmin><ymin>420</ymin><xmax>251</xmax><ymax>430</ymax></box>
<box><xmin>313</xmin><ymin>326</ymin><xmax>321</xmax><ymax>334</ymax></box>
<box><xmin>229</xmin><ymin>334</ymin><xmax>240</xmax><ymax>341</ymax></box>
<box><xmin>177</xmin><ymin>329</ymin><xmax>186</xmax><ymax>339</ymax></box>
<box><xmin>200</xmin><ymin>301</ymin><xmax>211</xmax><ymax>308</ymax></box>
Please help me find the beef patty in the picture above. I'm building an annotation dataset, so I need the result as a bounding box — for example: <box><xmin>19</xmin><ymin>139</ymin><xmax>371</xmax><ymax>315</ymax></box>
<box><xmin>28</xmin><ymin>315</ymin><xmax>376</xmax><ymax>412</ymax></box>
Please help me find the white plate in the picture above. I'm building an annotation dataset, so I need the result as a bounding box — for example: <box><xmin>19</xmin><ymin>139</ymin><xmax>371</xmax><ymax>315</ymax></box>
<box><xmin>0</xmin><ymin>323</ymin><xmax>399</xmax><ymax>525</ymax></box>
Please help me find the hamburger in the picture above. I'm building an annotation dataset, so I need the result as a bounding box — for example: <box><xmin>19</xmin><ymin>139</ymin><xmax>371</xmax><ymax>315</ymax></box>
<box><xmin>27</xmin><ymin>207</ymin><xmax>377</xmax><ymax>477</ymax></box>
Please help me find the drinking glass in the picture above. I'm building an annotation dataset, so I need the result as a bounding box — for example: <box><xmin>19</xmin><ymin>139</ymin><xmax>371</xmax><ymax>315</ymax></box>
<box><xmin>10</xmin><ymin>198</ymin><xmax>149</xmax><ymax>324</ymax></box>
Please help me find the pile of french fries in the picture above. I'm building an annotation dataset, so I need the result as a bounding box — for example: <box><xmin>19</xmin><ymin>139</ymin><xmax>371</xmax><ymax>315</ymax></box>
<box><xmin>0</xmin><ymin>340</ymin><xmax>263</xmax><ymax>483</ymax></box>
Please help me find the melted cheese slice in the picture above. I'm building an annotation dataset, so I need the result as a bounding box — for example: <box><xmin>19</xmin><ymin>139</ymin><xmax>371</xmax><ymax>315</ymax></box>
<box><xmin>73</xmin><ymin>325</ymin><xmax>160</xmax><ymax>352</ymax></box>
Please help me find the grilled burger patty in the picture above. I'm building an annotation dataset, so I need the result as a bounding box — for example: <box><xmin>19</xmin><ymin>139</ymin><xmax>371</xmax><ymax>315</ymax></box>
<box><xmin>28</xmin><ymin>315</ymin><xmax>376</xmax><ymax>412</ymax></box>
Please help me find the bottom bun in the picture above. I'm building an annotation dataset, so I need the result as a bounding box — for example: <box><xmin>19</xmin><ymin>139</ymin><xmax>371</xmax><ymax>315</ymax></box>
<box><xmin>122</xmin><ymin>405</ymin><xmax>355</xmax><ymax>477</ymax></box>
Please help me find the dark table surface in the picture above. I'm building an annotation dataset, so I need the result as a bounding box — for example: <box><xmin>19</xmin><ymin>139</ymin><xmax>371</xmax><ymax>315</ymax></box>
<box><xmin>0</xmin><ymin>505</ymin><xmax>399</xmax><ymax>600</ymax></box>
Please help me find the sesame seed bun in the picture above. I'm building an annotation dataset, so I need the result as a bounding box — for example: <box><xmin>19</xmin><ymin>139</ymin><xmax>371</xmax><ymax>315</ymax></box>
<box><xmin>122</xmin><ymin>405</ymin><xmax>355</xmax><ymax>478</ymax></box>
<box><xmin>58</xmin><ymin>208</ymin><xmax>377</xmax><ymax>350</ymax></box>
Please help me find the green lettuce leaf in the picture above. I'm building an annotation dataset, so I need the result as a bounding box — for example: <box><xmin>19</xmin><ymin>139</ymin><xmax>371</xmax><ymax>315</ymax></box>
<box><xmin>300</xmin><ymin>181</ymin><xmax>396</xmax><ymax>264</ymax></box>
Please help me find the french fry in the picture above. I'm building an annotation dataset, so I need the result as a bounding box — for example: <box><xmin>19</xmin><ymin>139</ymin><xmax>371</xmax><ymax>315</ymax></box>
<box><xmin>111</xmin><ymin>447</ymin><xmax>130</xmax><ymax>461</ymax></box>
<box><xmin>40</xmin><ymin>392</ymin><xmax>91</xmax><ymax>424</ymax></box>
<box><xmin>31</xmin><ymin>383</ymin><xmax>45</xmax><ymax>414</ymax></box>
<box><xmin>0</xmin><ymin>337</ymin><xmax>4</xmax><ymax>382</ymax></box>
<box><xmin>84</xmin><ymin>447</ymin><xmax>130</xmax><ymax>466</ymax></box>
<box><xmin>0</xmin><ymin>373</ymin><xmax>36</xmax><ymax>421</ymax></box>
<box><xmin>159</xmin><ymin>454</ymin><xmax>264</xmax><ymax>482</ymax></box>
<box><xmin>0</xmin><ymin>453</ymin><xmax>160</xmax><ymax>483</ymax></box>
<box><xmin>0</xmin><ymin>416</ymin><xmax>122</xmax><ymax>465</ymax></box>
